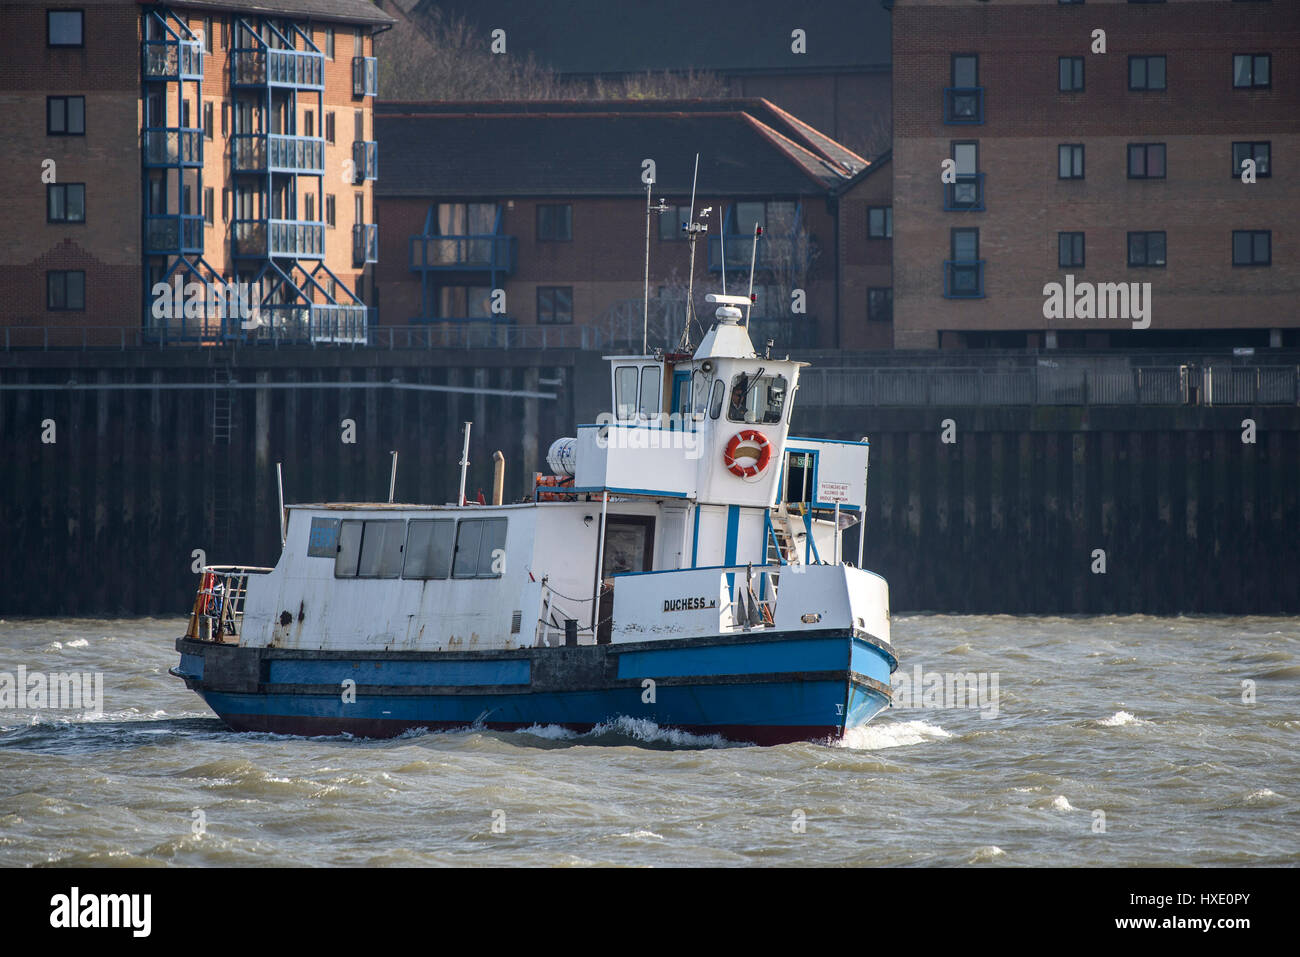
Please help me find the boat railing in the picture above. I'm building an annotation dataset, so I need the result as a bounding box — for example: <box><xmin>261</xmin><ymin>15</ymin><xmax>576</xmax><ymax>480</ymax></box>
<box><xmin>186</xmin><ymin>565</ymin><xmax>273</xmax><ymax>643</ymax></box>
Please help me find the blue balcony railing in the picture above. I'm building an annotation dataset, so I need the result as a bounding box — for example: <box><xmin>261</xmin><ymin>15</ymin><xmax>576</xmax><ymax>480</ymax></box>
<box><xmin>409</xmin><ymin>234</ymin><xmax>517</xmax><ymax>274</ymax></box>
<box><xmin>232</xmin><ymin>218</ymin><xmax>325</xmax><ymax>259</ymax></box>
<box><xmin>944</xmin><ymin>86</ymin><xmax>984</xmax><ymax>124</ymax></box>
<box><xmin>145</xmin><ymin>214</ymin><xmax>204</xmax><ymax>255</ymax></box>
<box><xmin>231</xmin><ymin>47</ymin><xmax>324</xmax><ymax>89</ymax></box>
<box><xmin>943</xmin><ymin>173</ymin><xmax>986</xmax><ymax>211</ymax></box>
<box><xmin>352</xmin><ymin>141</ymin><xmax>378</xmax><ymax>183</ymax></box>
<box><xmin>143</xmin><ymin>127</ymin><xmax>203</xmax><ymax>168</ymax></box>
<box><xmin>352</xmin><ymin>56</ymin><xmax>378</xmax><ymax>97</ymax></box>
<box><xmin>142</xmin><ymin>39</ymin><xmax>204</xmax><ymax>81</ymax></box>
<box><xmin>944</xmin><ymin>260</ymin><xmax>986</xmax><ymax>299</ymax></box>
<box><xmin>353</xmin><ymin>223</ymin><xmax>378</xmax><ymax>266</ymax></box>
<box><xmin>231</xmin><ymin>133</ymin><xmax>325</xmax><ymax>174</ymax></box>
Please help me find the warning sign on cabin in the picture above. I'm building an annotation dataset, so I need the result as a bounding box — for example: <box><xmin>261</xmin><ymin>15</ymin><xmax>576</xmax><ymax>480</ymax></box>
<box><xmin>818</xmin><ymin>480</ymin><xmax>852</xmax><ymax>503</ymax></box>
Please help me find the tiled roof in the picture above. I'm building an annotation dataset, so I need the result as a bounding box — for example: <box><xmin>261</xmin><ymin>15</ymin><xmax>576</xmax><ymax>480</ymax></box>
<box><xmin>374</xmin><ymin>109</ymin><xmax>857</xmax><ymax>199</ymax></box>
<box><xmin>157</xmin><ymin>0</ymin><xmax>395</xmax><ymax>26</ymax></box>
<box><xmin>407</xmin><ymin>0</ymin><xmax>890</xmax><ymax>74</ymax></box>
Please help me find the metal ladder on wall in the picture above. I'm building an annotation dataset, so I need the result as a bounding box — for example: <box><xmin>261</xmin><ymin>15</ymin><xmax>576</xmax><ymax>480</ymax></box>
<box><xmin>211</xmin><ymin>367</ymin><xmax>233</xmax><ymax>552</ymax></box>
<box><xmin>768</xmin><ymin>503</ymin><xmax>799</xmax><ymax>566</ymax></box>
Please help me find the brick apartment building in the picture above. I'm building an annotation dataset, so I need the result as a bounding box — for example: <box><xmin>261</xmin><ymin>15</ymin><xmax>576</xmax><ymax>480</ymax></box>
<box><xmin>373</xmin><ymin>99</ymin><xmax>894</xmax><ymax>350</ymax></box>
<box><xmin>889</xmin><ymin>0</ymin><xmax>1300</xmax><ymax>350</ymax></box>
<box><xmin>0</xmin><ymin>0</ymin><xmax>392</xmax><ymax>345</ymax></box>
<box><xmin>399</xmin><ymin>0</ymin><xmax>893</xmax><ymax>162</ymax></box>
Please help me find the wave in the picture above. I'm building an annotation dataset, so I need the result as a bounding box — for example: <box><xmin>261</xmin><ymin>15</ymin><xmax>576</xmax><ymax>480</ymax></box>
<box><xmin>1093</xmin><ymin>710</ymin><xmax>1149</xmax><ymax>727</ymax></box>
<box><xmin>835</xmin><ymin>718</ymin><xmax>952</xmax><ymax>750</ymax></box>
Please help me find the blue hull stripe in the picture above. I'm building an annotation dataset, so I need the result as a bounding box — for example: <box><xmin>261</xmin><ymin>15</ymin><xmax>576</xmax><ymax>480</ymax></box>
<box><xmin>617</xmin><ymin>637</ymin><xmax>847</xmax><ymax>679</ymax></box>
<box><xmin>268</xmin><ymin>657</ymin><xmax>530</xmax><ymax>687</ymax></box>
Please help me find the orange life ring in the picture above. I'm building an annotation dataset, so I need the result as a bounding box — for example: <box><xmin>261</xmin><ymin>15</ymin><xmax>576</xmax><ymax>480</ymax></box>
<box><xmin>724</xmin><ymin>430</ymin><xmax>772</xmax><ymax>478</ymax></box>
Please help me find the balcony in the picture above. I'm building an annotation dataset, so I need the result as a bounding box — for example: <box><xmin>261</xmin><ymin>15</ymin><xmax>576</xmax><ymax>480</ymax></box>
<box><xmin>231</xmin><ymin>48</ymin><xmax>324</xmax><ymax>90</ymax></box>
<box><xmin>352</xmin><ymin>56</ymin><xmax>378</xmax><ymax>97</ymax></box>
<box><xmin>231</xmin><ymin>133</ymin><xmax>325</xmax><ymax>174</ymax></box>
<box><xmin>943</xmin><ymin>260</ymin><xmax>985</xmax><ymax>299</ymax></box>
<box><xmin>353</xmin><ymin>223</ymin><xmax>378</xmax><ymax>266</ymax></box>
<box><xmin>143</xmin><ymin>39</ymin><xmax>203</xmax><ymax>81</ymax></box>
<box><xmin>943</xmin><ymin>86</ymin><xmax>984</xmax><ymax>124</ymax></box>
<box><xmin>145</xmin><ymin>214</ymin><xmax>204</xmax><ymax>255</ymax></box>
<box><xmin>352</xmin><ymin>141</ymin><xmax>378</xmax><ymax>183</ymax></box>
<box><xmin>409</xmin><ymin>234</ymin><xmax>517</xmax><ymax>274</ymax></box>
<box><xmin>143</xmin><ymin>127</ymin><xmax>203</xmax><ymax>168</ymax></box>
<box><xmin>232</xmin><ymin>218</ymin><xmax>325</xmax><ymax>259</ymax></box>
<box><xmin>943</xmin><ymin>173</ymin><xmax>986</xmax><ymax>211</ymax></box>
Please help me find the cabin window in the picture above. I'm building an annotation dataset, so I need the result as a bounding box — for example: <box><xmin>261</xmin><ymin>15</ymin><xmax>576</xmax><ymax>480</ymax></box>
<box><xmin>357</xmin><ymin>520</ymin><xmax>406</xmax><ymax>578</ymax></box>
<box><xmin>335</xmin><ymin>520</ymin><xmax>363</xmax><ymax>577</ymax></box>
<box><xmin>727</xmin><ymin>372</ymin><xmax>788</xmax><ymax>424</ymax></box>
<box><xmin>403</xmin><ymin>519</ymin><xmax>456</xmax><ymax>579</ymax></box>
<box><xmin>638</xmin><ymin>365</ymin><xmax>661</xmax><ymax>417</ymax></box>
<box><xmin>452</xmin><ymin>517</ymin><xmax>508</xmax><ymax>579</ymax></box>
<box><xmin>614</xmin><ymin>366</ymin><xmax>639</xmax><ymax>420</ymax></box>
<box><xmin>307</xmin><ymin>517</ymin><xmax>341</xmax><ymax>557</ymax></box>
<box><xmin>709</xmin><ymin>379</ymin><xmax>724</xmax><ymax>419</ymax></box>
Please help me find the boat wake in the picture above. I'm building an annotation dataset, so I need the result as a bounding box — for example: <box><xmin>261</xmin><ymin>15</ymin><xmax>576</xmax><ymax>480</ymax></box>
<box><xmin>835</xmin><ymin>718</ymin><xmax>952</xmax><ymax>750</ymax></box>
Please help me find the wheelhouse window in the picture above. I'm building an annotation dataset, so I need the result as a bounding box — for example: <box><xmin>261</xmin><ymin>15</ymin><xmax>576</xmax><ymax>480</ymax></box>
<box><xmin>403</xmin><ymin>519</ymin><xmax>456</xmax><ymax>579</ymax></box>
<box><xmin>452</xmin><ymin>518</ymin><xmax>508</xmax><ymax>579</ymax></box>
<box><xmin>48</xmin><ymin>10</ymin><xmax>83</xmax><ymax>47</ymax></box>
<box><xmin>727</xmin><ymin>372</ymin><xmax>788</xmax><ymax>424</ymax></box>
<box><xmin>335</xmin><ymin>519</ymin><xmax>405</xmax><ymax>579</ymax></box>
<box><xmin>613</xmin><ymin>364</ymin><xmax>662</xmax><ymax>420</ymax></box>
<box><xmin>307</xmin><ymin>517</ymin><xmax>341</xmax><ymax>557</ymax></box>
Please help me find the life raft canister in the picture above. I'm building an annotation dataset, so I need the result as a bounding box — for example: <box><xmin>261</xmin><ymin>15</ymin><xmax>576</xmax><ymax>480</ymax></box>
<box><xmin>723</xmin><ymin>430</ymin><xmax>772</xmax><ymax>478</ymax></box>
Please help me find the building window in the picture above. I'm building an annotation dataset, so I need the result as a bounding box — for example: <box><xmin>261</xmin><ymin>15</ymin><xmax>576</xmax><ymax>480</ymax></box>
<box><xmin>202</xmin><ymin>16</ymin><xmax>212</xmax><ymax>53</ymax></box>
<box><xmin>203</xmin><ymin>101</ymin><xmax>213</xmax><ymax>140</ymax></box>
<box><xmin>867</xmin><ymin>288</ymin><xmax>893</xmax><ymax>322</ymax></box>
<box><xmin>47</xmin><ymin>271</ymin><xmax>85</xmax><ymax>310</ymax></box>
<box><xmin>1059</xmin><ymin>56</ymin><xmax>1085</xmax><ymax>92</ymax></box>
<box><xmin>1127</xmin><ymin>143</ymin><xmax>1166</xmax><ymax>179</ymax></box>
<box><xmin>304</xmin><ymin>110</ymin><xmax>314</xmax><ymax>138</ymax></box>
<box><xmin>204</xmin><ymin>187</ymin><xmax>214</xmax><ymax>226</ymax></box>
<box><xmin>47</xmin><ymin>10</ymin><xmax>83</xmax><ymax>47</ymax></box>
<box><xmin>1232</xmin><ymin>230</ymin><xmax>1271</xmax><ymax>266</ymax></box>
<box><xmin>1232</xmin><ymin>141</ymin><xmax>1270</xmax><ymax>178</ymax></box>
<box><xmin>1058</xmin><ymin>232</ymin><xmax>1085</xmax><ymax>268</ymax></box>
<box><xmin>867</xmin><ymin>206</ymin><xmax>892</xmax><ymax>238</ymax></box>
<box><xmin>658</xmin><ymin>204</ymin><xmax>692</xmax><ymax>240</ymax></box>
<box><xmin>325</xmin><ymin>111</ymin><xmax>335</xmax><ymax>144</ymax></box>
<box><xmin>221</xmin><ymin>103</ymin><xmax>228</xmax><ymax>137</ymax></box>
<box><xmin>946</xmin><ymin>228</ymin><xmax>982</xmax><ymax>298</ymax></box>
<box><xmin>946</xmin><ymin>54</ymin><xmax>982</xmax><ymax>123</ymax></box>
<box><xmin>353</xmin><ymin>110</ymin><xmax>364</xmax><ymax>141</ymax></box>
<box><xmin>222</xmin><ymin>188</ymin><xmax>229</xmax><ymax>223</ymax></box>
<box><xmin>1127</xmin><ymin>231</ymin><xmax>1166</xmax><ymax>267</ymax></box>
<box><xmin>47</xmin><ymin>183</ymin><xmax>85</xmax><ymax>223</ymax></box>
<box><xmin>1058</xmin><ymin>144</ymin><xmax>1085</xmax><ymax>179</ymax></box>
<box><xmin>1233</xmin><ymin>54</ymin><xmax>1271</xmax><ymax>88</ymax></box>
<box><xmin>325</xmin><ymin>26</ymin><xmax>335</xmax><ymax>59</ymax></box>
<box><xmin>326</xmin><ymin>194</ymin><xmax>336</xmax><ymax>227</ymax></box>
<box><xmin>537</xmin><ymin>286</ymin><xmax>573</xmax><ymax>324</ymax></box>
<box><xmin>1128</xmin><ymin>55</ymin><xmax>1166</xmax><ymax>90</ymax></box>
<box><xmin>354</xmin><ymin>193</ymin><xmax>364</xmax><ymax>225</ymax></box>
<box><xmin>304</xmin><ymin>194</ymin><xmax>315</xmax><ymax>222</ymax></box>
<box><xmin>47</xmin><ymin>96</ymin><xmax>85</xmax><ymax>135</ymax></box>
<box><xmin>354</xmin><ymin>27</ymin><xmax>363</xmax><ymax>56</ymax></box>
<box><xmin>537</xmin><ymin>204</ymin><xmax>573</xmax><ymax>242</ymax></box>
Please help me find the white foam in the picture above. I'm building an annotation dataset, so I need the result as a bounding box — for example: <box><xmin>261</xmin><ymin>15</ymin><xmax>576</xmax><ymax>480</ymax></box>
<box><xmin>836</xmin><ymin>718</ymin><xmax>952</xmax><ymax>750</ymax></box>
<box><xmin>615</xmin><ymin>830</ymin><xmax>665</xmax><ymax>841</ymax></box>
<box><xmin>1050</xmin><ymin>795</ymin><xmax>1075</xmax><ymax>812</ymax></box>
<box><xmin>65</xmin><ymin>638</ymin><xmax>89</xmax><ymax>648</ymax></box>
<box><xmin>514</xmin><ymin>723</ymin><xmax>579</xmax><ymax>741</ymax></box>
<box><xmin>589</xmin><ymin>716</ymin><xmax>733</xmax><ymax>749</ymax></box>
<box><xmin>970</xmin><ymin>845</ymin><xmax>1006</xmax><ymax>862</ymax></box>
<box><xmin>1096</xmin><ymin>710</ymin><xmax>1147</xmax><ymax>727</ymax></box>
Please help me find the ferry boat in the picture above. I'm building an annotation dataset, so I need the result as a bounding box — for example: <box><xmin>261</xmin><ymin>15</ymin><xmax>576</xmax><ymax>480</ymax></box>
<box><xmin>172</xmin><ymin>202</ymin><xmax>896</xmax><ymax>746</ymax></box>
